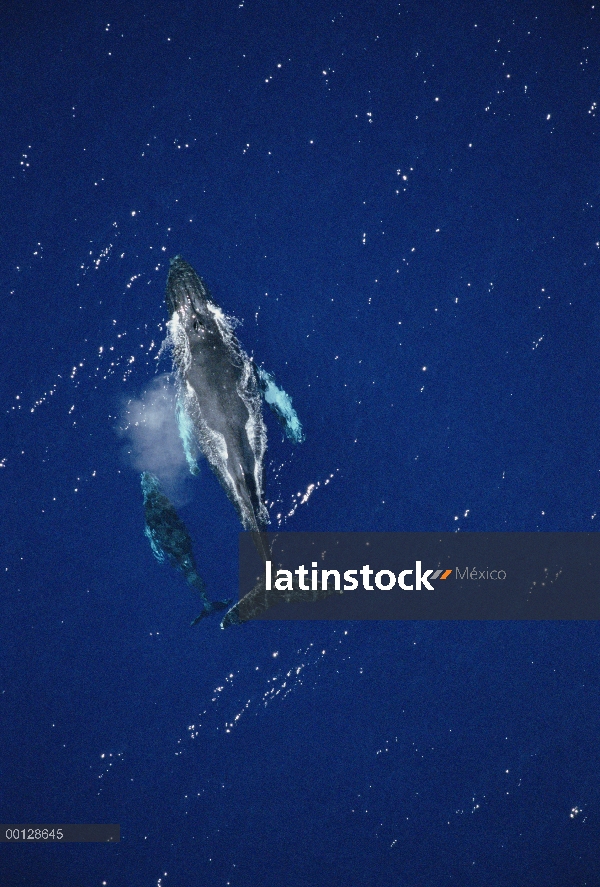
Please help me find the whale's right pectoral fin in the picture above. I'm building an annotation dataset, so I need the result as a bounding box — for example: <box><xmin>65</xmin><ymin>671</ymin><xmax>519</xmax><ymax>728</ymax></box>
<box><xmin>254</xmin><ymin>365</ymin><xmax>304</xmax><ymax>443</ymax></box>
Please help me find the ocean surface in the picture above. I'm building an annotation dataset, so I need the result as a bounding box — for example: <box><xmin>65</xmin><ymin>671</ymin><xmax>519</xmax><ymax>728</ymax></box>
<box><xmin>2</xmin><ymin>1</ymin><xmax>599</xmax><ymax>884</ymax></box>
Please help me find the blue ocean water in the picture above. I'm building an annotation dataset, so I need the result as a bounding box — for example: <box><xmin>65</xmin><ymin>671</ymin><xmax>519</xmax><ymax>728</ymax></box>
<box><xmin>2</xmin><ymin>1</ymin><xmax>600</xmax><ymax>884</ymax></box>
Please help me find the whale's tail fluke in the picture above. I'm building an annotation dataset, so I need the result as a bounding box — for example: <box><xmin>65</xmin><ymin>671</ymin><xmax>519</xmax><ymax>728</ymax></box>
<box><xmin>191</xmin><ymin>598</ymin><xmax>231</xmax><ymax>626</ymax></box>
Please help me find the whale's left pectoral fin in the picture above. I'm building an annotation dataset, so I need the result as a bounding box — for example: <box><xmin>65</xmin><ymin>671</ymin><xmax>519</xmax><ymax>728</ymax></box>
<box><xmin>175</xmin><ymin>391</ymin><xmax>201</xmax><ymax>475</ymax></box>
<box><xmin>255</xmin><ymin>365</ymin><xmax>304</xmax><ymax>443</ymax></box>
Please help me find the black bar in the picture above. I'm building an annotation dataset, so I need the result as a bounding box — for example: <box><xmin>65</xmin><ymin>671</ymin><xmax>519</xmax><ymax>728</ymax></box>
<box><xmin>0</xmin><ymin>825</ymin><xmax>120</xmax><ymax>843</ymax></box>
<box><xmin>238</xmin><ymin>532</ymin><xmax>600</xmax><ymax>621</ymax></box>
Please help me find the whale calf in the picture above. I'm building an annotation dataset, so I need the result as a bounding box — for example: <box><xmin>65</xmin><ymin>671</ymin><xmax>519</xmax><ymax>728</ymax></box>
<box><xmin>141</xmin><ymin>471</ymin><xmax>230</xmax><ymax>624</ymax></box>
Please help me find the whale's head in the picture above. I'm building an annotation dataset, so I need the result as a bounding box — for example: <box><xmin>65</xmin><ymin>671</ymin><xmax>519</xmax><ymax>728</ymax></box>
<box><xmin>166</xmin><ymin>256</ymin><xmax>211</xmax><ymax>319</ymax></box>
<box><xmin>166</xmin><ymin>256</ymin><xmax>223</xmax><ymax>345</ymax></box>
<box><xmin>166</xmin><ymin>256</ymin><xmax>240</xmax><ymax>369</ymax></box>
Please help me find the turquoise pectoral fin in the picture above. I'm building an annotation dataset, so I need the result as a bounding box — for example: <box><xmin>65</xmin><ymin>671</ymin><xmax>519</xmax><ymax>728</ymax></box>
<box><xmin>175</xmin><ymin>392</ymin><xmax>200</xmax><ymax>475</ymax></box>
<box><xmin>256</xmin><ymin>366</ymin><xmax>304</xmax><ymax>443</ymax></box>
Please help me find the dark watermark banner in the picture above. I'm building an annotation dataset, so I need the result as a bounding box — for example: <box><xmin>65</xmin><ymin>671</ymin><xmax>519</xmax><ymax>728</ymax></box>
<box><xmin>237</xmin><ymin>532</ymin><xmax>600</xmax><ymax>621</ymax></box>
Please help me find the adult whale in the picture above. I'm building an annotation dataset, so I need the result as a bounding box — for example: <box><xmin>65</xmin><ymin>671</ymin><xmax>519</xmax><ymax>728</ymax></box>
<box><xmin>166</xmin><ymin>255</ymin><xmax>268</xmax><ymax>540</ymax></box>
<box><xmin>165</xmin><ymin>256</ymin><xmax>302</xmax><ymax>568</ymax></box>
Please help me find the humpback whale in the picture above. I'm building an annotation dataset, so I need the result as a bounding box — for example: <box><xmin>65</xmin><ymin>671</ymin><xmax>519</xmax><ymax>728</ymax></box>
<box><xmin>163</xmin><ymin>256</ymin><xmax>304</xmax><ymax>626</ymax></box>
<box><xmin>141</xmin><ymin>471</ymin><xmax>230</xmax><ymax>623</ymax></box>
<box><xmin>166</xmin><ymin>257</ymin><xmax>269</xmax><ymax>536</ymax></box>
